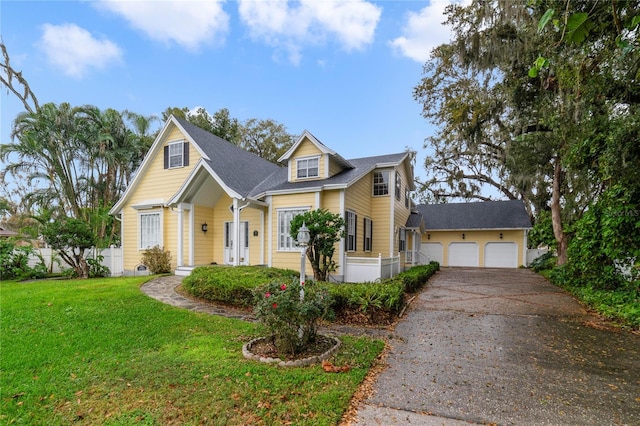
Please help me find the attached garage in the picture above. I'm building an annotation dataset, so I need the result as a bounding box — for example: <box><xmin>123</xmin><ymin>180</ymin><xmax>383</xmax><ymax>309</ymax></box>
<box><xmin>413</xmin><ymin>200</ymin><xmax>532</xmax><ymax>269</ymax></box>
<box><xmin>448</xmin><ymin>242</ymin><xmax>479</xmax><ymax>267</ymax></box>
<box><xmin>484</xmin><ymin>242</ymin><xmax>518</xmax><ymax>268</ymax></box>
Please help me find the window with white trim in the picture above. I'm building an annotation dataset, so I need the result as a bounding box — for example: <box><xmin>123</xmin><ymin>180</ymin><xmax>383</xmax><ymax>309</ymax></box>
<box><xmin>405</xmin><ymin>188</ymin><xmax>410</xmax><ymax>208</ymax></box>
<box><xmin>363</xmin><ymin>217</ymin><xmax>373</xmax><ymax>252</ymax></box>
<box><xmin>169</xmin><ymin>141</ymin><xmax>185</xmax><ymax>168</ymax></box>
<box><xmin>399</xmin><ymin>227</ymin><xmax>406</xmax><ymax>252</ymax></box>
<box><xmin>373</xmin><ymin>171</ymin><xmax>389</xmax><ymax>196</ymax></box>
<box><xmin>395</xmin><ymin>171</ymin><xmax>402</xmax><ymax>200</ymax></box>
<box><xmin>296</xmin><ymin>157</ymin><xmax>319</xmax><ymax>179</ymax></box>
<box><xmin>346</xmin><ymin>211</ymin><xmax>357</xmax><ymax>252</ymax></box>
<box><xmin>140</xmin><ymin>212</ymin><xmax>161</xmax><ymax>249</ymax></box>
<box><xmin>277</xmin><ymin>208</ymin><xmax>307</xmax><ymax>251</ymax></box>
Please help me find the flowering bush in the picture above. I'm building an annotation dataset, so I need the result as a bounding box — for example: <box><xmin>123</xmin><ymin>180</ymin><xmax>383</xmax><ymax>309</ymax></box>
<box><xmin>253</xmin><ymin>279</ymin><xmax>333</xmax><ymax>355</ymax></box>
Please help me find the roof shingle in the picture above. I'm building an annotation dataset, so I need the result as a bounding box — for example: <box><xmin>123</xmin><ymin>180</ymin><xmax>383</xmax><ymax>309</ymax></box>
<box><xmin>416</xmin><ymin>200</ymin><xmax>532</xmax><ymax>230</ymax></box>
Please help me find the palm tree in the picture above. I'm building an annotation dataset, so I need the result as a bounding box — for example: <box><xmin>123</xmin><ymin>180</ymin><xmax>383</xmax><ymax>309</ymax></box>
<box><xmin>3</xmin><ymin>102</ymin><xmax>84</xmax><ymax>220</ymax></box>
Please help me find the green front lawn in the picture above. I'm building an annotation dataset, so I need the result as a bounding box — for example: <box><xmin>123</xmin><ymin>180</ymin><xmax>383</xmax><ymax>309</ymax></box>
<box><xmin>1</xmin><ymin>277</ymin><xmax>384</xmax><ymax>425</ymax></box>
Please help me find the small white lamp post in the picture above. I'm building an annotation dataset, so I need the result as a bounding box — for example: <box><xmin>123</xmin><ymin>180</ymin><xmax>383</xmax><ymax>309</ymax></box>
<box><xmin>296</xmin><ymin>222</ymin><xmax>310</xmax><ymax>301</ymax></box>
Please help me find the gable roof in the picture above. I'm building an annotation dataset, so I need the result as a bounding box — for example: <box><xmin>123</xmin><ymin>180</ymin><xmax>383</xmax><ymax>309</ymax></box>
<box><xmin>110</xmin><ymin>116</ymin><xmax>280</xmax><ymax>214</ymax></box>
<box><xmin>250</xmin><ymin>152</ymin><xmax>410</xmax><ymax>198</ymax></box>
<box><xmin>416</xmin><ymin>200</ymin><xmax>532</xmax><ymax>230</ymax></box>
<box><xmin>277</xmin><ymin>130</ymin><xmax>353</xmax><ymax>169</ymax></box>
<box><xmin>174</xmin><ymin>117</ymin><xmax>280</xmax><ymax>198</ymax></box>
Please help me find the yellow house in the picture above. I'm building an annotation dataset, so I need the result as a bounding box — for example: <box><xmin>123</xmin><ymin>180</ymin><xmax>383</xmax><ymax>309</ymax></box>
<box><xmin>109</xmin><ymin>115</ymin><xmax>419</xmax><ymax>281</ymax></box>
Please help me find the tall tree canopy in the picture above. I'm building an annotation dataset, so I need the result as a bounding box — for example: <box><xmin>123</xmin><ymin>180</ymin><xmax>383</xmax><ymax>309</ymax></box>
<box><xmin>414</xmin><ymin>0</ymin><xmax>640</xmax><ymax>267</ymax></box>
<box><xmin>1</xmin><ymin>103</ymin><xmax>157</xmax><ymax>246</ymax></box>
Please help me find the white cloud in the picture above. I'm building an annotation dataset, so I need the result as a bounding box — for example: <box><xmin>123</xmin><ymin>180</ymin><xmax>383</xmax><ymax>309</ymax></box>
<box><xmin>389</xmin><ymin>0</ymin><xmax>470</xmax><ymax>63</ymax></box>
<box><xmin>96</xmin><ymin>0</ymin><xmax>229</xmax><ymax>51</ymax></box>
<box><xmin>238</xmin><ymin>0</ymin><xmax>381</xmax><ymax>65</ymax></box>
<box><xmin>38</xmin><ymin>23</ymin><xmax>123</xmax><ymax>78</ymax></box>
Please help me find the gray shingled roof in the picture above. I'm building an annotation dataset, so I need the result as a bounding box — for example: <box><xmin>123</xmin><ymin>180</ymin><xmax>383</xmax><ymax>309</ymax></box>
<box><xmin>405</xmin><ymin>212</ymin><xmax>424</xmax><ymax>229</ymax></box>
<box><xmin>249</xmin><ymin>152</ymin><xmax>409</xmax><ymax>197</ymax></box>
<box><xmin>176</xmin><ymin>117</ymin><xmax>281</xmax><ymax>197</ymax></box>
<box><xmin>416</xmin><ymin>200</ymin><xmax>532</xmax><ymax>230</ymax></box>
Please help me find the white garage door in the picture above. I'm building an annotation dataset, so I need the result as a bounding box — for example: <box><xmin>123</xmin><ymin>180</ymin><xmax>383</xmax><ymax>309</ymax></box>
<box><xmin>448</xmin><ymin>242</ymin><xmax>479</xmax><ymax>267</ymax></box>
<box><xmin>421</xmin><ymin>242</ymin><xmax>443</xmax><ymax>265</ymax></box>
<box><xmin>485</xmin><ymin>242</ymin><xmax>518</xmax><ymax>268</ymax></box>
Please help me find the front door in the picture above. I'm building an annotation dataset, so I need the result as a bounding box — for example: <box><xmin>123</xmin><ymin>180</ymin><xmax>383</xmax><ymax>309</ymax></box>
<box><xmin>224</xmin><ymin>221</ymin><xmax>249</xmax><ymax>265</ymax></box>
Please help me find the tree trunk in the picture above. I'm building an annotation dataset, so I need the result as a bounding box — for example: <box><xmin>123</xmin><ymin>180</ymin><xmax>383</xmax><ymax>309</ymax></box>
<box><xmin>551</xmin><ymin>158</ymin><xmax>568</xmax><ymax>265</ymax></box>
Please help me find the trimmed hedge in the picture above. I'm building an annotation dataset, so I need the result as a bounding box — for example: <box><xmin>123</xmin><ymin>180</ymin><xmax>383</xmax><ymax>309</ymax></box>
<box><xmin>182</xmin><ymin>265</ymin><xmax>299</xmax><ymax>307</ymax></box>
<box><xmin>396</xmin><ymin>261</ymin><xmax>440</xmax><ymax>293</ymax></box>
<box><xmin>181</xmin><ymin>262</ymin><xmax>440</xmax><ymax>322</ymax></box>
<box><xmin>328</xmin><ymin>261</ymin><xmax>440</xmax><ymax>316</ymax></box>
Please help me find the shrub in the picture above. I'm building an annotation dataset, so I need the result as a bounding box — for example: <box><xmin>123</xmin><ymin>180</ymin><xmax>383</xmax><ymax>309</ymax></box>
<box><xmin>140</xmin><ymin>246</ymin><xmax>172</xmax><ymax>274</ymax></box>
<box><xmin>530</xmin><ymin>251</ymin><xmax>556</xmax><ymax>272</ymax></box>
<box><xmin>0</xmin><ymin>240</ymin><xmax>48</xmax><ymax>281</ymax></box>
<box><xmin>182</xmin><ymin>266</ymin><xmax>299</xmax><ymax>307</ymax></box>
<box><xmin>87</xmin><ymin>254</ymin><xmax>110</xmax><ymax>278</ymax></box>
<box><xmin>253</xmin><ymin>279</ymin><xmax>333</xmax><ymax>355</ymax></box>
<box><xmin>328</xmin><ymin>280</ymin><xmax>405</xmax><ymax>317</ymax></box>
<box><xmin>397</xmin><ymin>261</ymin><xmax>440</xmax><ymax>293</ymax></box>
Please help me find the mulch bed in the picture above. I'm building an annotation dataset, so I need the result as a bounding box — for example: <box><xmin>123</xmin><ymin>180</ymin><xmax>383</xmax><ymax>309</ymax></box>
<box><xmin>248</xmin><ymin>334</ymin><xmax>338</xmax><ymax>361</ymax></box>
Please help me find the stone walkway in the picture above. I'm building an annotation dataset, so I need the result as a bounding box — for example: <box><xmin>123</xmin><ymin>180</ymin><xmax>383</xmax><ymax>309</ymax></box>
<box><xmin>140</xmin><ymin>275</ymin><xmax>394</xmax><ymax>338</ymax></box>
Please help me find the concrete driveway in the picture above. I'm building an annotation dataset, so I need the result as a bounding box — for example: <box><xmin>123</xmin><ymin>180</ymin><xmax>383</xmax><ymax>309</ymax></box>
<box><xmin>351</xmin><ymin>268</ymin><xmax>640</xmax><ymax>425</ymax></box>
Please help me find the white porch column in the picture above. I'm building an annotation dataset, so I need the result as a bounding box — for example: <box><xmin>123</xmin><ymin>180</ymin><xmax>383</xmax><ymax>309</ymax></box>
<box><xmin>177</xmin><ymin>204</ymin><xmax>184</xmax><ymax>267</ymax></box>
<box><xmin>233</xmin><ymin>198</ymin><xmax>240</xmax><ymax>266</ymax></box>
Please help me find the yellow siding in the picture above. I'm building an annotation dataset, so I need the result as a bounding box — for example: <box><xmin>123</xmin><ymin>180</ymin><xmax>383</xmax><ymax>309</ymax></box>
<box><xmin>269</xmin><ymin>193</ymin><xmax>316</xmax><ymax>271</ymax></box>
<box><xmin>121</xmin><ymin>127</ymin><xmax>201</xmax><ymax>271</ymax></box>
<box><xmin>393</xmin><ymin>164</ymin><xmax>412</xmax><ymax>262</ymax></box>
<box><xmin>193</xmin><ymin>206</ymin><xmax>214</xmax><ymax>265</ymax></box>
<box><xmin>421</xmin><ymin>229</ymin><xmax>527</xmax><ymax>267</ymax></box>
<box><xmin>319</xmin><ymin>189</ymin><xmax>341</xmax><ymax>213</ymax></box>
<box><xmin>370</xmin><ymin>169</ymin><xmax>392</xmax><ymax>256</ymax></box>
<box><xmin>289</xmin><ymin>138</ymin><xmax>325</xmax><ymax>181</ymax></box>
<box><xmin>344</xmin><ymin>174</ymin><xmax>373</xmax><ymax>257</ymax></box>
<box><xmin>328</xmin><ymin>156</ymin><xmax>343</xmax><ymax>178</ymax></box>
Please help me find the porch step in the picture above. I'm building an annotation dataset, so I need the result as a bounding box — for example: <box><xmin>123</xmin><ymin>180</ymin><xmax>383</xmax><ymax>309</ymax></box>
<box><xmin>175</xmin><ymin>266</ymin><xmax>195</xmax><ymax>276</ymax></box>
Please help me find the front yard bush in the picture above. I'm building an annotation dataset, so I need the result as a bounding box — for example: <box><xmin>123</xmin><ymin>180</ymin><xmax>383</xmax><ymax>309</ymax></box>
<box><xmin>254</xmin><ymin>279</ymin><xmax>334</xmax><ymax>355</ymax></box>
<box><xmin>183</xmin><ymin>265</ymin><xmax>298</xmax><ymax>307</ymax></box>
<box><xmin>397</xmin><ymin>261</ymin><xmax>440</xmax><ymax>293</ymax></box>
<box><xmin>328</xmin><ymin>280</ymin><xmax>405</xmax><ymax>318</ymax></box>
<box><xmin>183</xmin><ymin>263</ymin><xmax>440</xmax><ymax>324</ymax></box>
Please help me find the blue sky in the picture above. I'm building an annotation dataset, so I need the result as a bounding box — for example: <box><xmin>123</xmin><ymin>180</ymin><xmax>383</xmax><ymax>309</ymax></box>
<box><xmin>1</xmin><ymin>1</ymin><xmax>463</xmax><ymax>184</ymax></box>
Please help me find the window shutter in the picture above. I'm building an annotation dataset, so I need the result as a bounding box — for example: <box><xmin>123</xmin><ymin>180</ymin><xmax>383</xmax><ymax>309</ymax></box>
<box><xmin>164</xmin><ymin>146</ymin><xmax>169</xmax><ymax>169</ymax></box>
<box><xmin>183</xmin><ymin>142</ymin><xmax>189</xmax><ymax>166</ymax></box>
<box><xmin>354</xmin><ymin>214</ymin><xmax>357</xmax><ymax>251</ymax></box>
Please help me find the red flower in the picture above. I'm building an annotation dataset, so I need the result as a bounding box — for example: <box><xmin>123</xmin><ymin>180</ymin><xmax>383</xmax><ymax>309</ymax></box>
<box><xmin>265</xmin><ymin>292</ymin><xmax>271</xmax><ymax>298</ymax></box>
<box><xmin>272</xmin><ymin>303</ymin><xmax>277</xmax><ymax>309</ymax></box>
<box><xmin>301</xmin><ymin>281</ymin><xmax>305</xmax><ymax>286</ymax></box>
<box><xmin>280</xmin><ymin>284</ymin><xmax>287</xmax><ymax>290</ymax></box>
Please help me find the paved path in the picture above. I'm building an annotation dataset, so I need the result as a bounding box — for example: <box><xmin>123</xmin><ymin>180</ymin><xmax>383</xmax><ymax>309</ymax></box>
<box><xmin>351</xmin><ymin>268</ymin><xmax>640</xmax><ymax>425</ymax></box>
<box><xmin>140</xmin><ymin>275</ymin><xmax>393</xmax><ymax>338</ymax></box>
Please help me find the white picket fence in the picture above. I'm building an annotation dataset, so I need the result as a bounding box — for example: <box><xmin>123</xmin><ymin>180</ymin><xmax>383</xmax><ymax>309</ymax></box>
<box><xmin>343</xmin><ymin>253</ymin><xmax>402</xmax><ymax>283</ymax></box>
<box><xmin>28</xmin><ymin>246</ymin><xmax>124</xmax><ymax>277</ymax></box>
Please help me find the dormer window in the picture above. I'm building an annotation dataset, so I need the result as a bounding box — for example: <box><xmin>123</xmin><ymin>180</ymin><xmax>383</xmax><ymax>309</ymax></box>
<box><xmin>297</xmin><ymin>157</ymin><xmax>319</xmax><ymax>179</ymax></box>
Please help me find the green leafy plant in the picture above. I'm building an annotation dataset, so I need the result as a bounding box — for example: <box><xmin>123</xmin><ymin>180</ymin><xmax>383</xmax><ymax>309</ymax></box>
<box><xmin>0</xmin><ymin>240</ymin><xmax>47</xmax><ymax>280</ymax></box>
<box><xmin>183</xmin><ymin>265</ymin><xmax>298</xmax><ymax>307</ymax></box>
<box><xmin>87</xmin><ymin>253</ymin><xmax>110</xmax><ymax>278</ymax></box>
<box><xmin>140</xmin><ymin>246</ymin><xmax>172</xmax><ymax>274</ymax></box>
<box><xmin>253</xmin><ymin>279</ymin><xmax>333</xmax><ymax>355</ymax></box>
<box><xmin>289</xmin><ymin>209</ymin><xmax>346</xmax><ymax>281</ymax></box>
<box><xmin>41</xmin><ymin>217</ymin><xmax>97</xmax><ymax>279</ymax></box>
